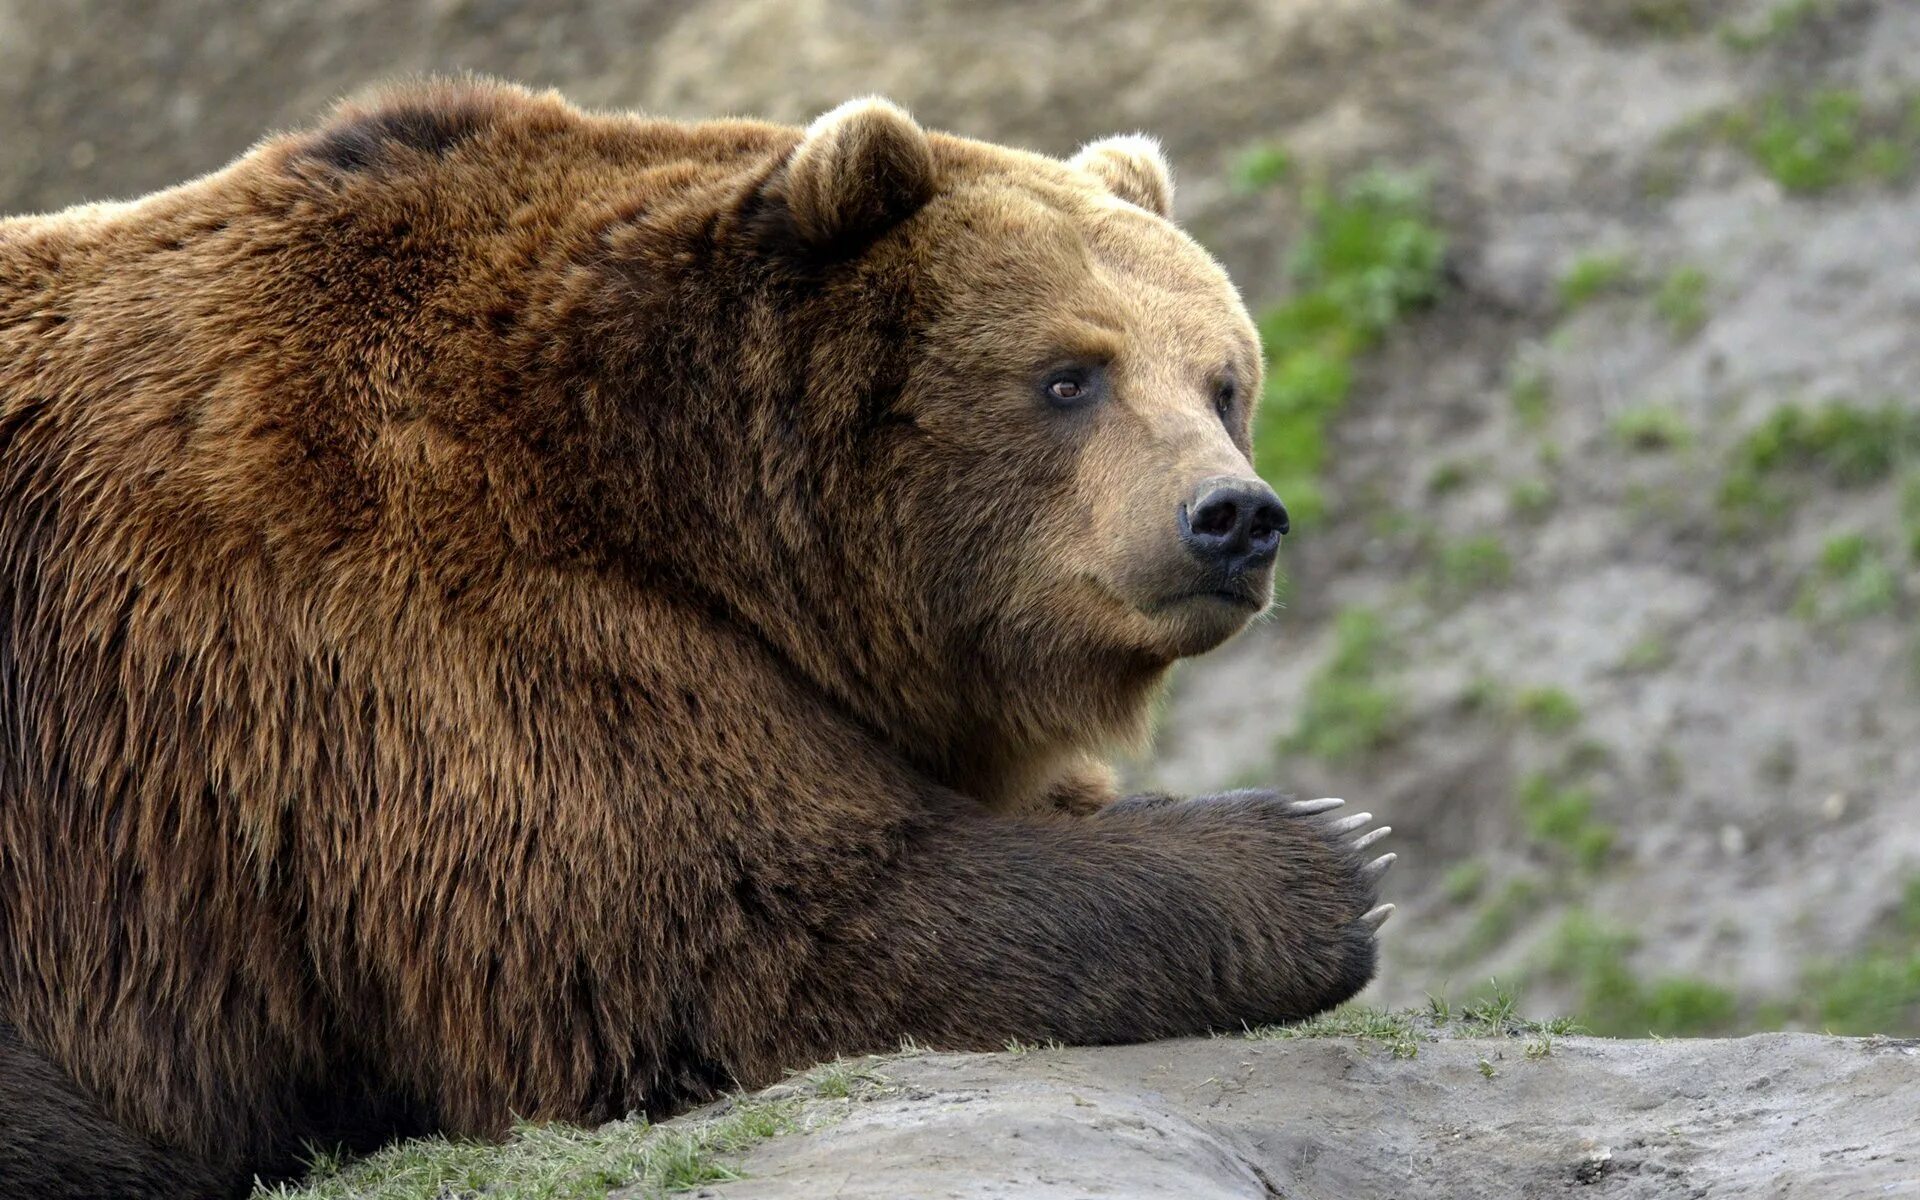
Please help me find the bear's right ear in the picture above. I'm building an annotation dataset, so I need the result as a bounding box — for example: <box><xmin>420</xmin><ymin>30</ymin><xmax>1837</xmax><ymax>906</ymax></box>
<box><xmin>756</xmin><ymin>97</ymin><xmax>936</xmax><ymax>253</ymax></box>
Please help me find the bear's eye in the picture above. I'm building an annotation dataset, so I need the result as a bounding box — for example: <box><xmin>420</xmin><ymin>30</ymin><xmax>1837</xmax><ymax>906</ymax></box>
<box><xmin>1040</xmin><ymin>366</ymin><xmax>1103</xmax><ymax>410</ymax></box>
<box><xmin>1213</xmin><ymin>378</ymin><xmax>1237</xmax><ymax>420</ymax></box>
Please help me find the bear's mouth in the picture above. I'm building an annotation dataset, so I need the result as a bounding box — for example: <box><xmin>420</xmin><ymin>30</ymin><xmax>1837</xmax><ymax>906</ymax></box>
<box><xmin>1161</xmin><ymin>578</ymin><xmax>1268</xmax><ymax>612</ymax></box>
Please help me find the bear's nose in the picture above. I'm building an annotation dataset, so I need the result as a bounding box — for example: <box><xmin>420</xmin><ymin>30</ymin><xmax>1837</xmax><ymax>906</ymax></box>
<box><xmin>1179</xmin><ymin>477</ymin><xmax>1289</xmax><ymax>572</ymax></box>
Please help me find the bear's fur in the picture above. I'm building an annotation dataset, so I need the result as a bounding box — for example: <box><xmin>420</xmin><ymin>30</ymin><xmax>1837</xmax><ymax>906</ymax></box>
<box><xmin>0</xmin><ymin>79</ymin><xmax>1387</xmax><ymax>1198</ymax></box>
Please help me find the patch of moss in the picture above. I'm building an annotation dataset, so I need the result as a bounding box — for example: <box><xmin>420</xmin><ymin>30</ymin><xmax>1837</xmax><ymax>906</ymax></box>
<box><xmin>1798</xmin><ymin>533</ymin><xmax>1901</xmax><ymax>622</ymax></box>
<box><xmin>1900</xmin><ymin>874</ymin><xmax>1920</xmax><ymax>935</ymax></box>
<box><xmin>1453</xmin><ymin>876</ymin><xmax>1546</xmax><ymax>962</ymax></box>
<box><xmin>1611</xmin><ymin>403</ymin><xmax>1693</xmax><ymax>452</ymax></box>
<box><xmin>1719</xmin><ymin>0</ymin><xmax>1827</xmax><ymax>52</ymax></box>
<box><xmin>1509</xmin><ymin>361</ymin><xmax>1554</xmax><ymax>430</ymax></box>
<box><xmin>1283</xmin><ymin>608</ymin><xmax>1404</xmax><ymax>762</ymax></box>
<box><xmin>259</xmin><ymin>1099</ymin><xmax>800</xmax><ymax>1200</ymax></box>
<box><xmin>1432</xmin><ymin>534</ymin><xmax>1514</xmax><ymax>599</ymax></box>
<box><xmin>1654</xmin><ymin>265</ymin><xmax>1710</xmax><ymax>337</ymax></box>
<box><xmin>1622</xmin><ymin>0</ymin><xmax>1716</xmax><ymax>36</ymax></box>
<box><xmin>1619</xmin><ymin>633</ymin><xmax>1675</xmax><ymax>673</ymax></box>
<box><xmin>1719</xmin><ymin>401</ymin><xmax>1920</xmax><ymax>536</ymax></box>
<box><xmin>1515</xmin><ymin>686</ymin><xmax>1583</xmax><ymax>735</ymax></box>
<box><xmin>1736</xmin><ymin>401</ymin><xmax>1917</xmax><ymax>485</ymax></box>
<box><xmin>1254</xmin><ymin>170</ymin><xmax>1446</xmax><ymax>519</ymax></box>
<box><xmin>1558</xmin><ymin>252</ymin><xmax>1635</xmax><ymax>311</ymax></box>
<box><xmin>1540</xmin><ymin>912</ymin><xmax>1739</xmax><ymax>1036</ymax></box>
<box><xmin>1231</xmin><ymin>141</ymin><xmax>1294</xmax><ymax>192</ymax></box>
<box><xmin>1508</xmin><ymin>477</ymin><xmax>1558</xmax><ymax>522</ymax></box>
<box><xmin>1901</xmin><ymin>473</ymin><xmax>1920</xmax><ymax>564</ymax></box>
<box><xmin>1715</xmin><ymin>90</ymin><xmax>1917</xmax><ymax>194</ymax></box>
<box><xmin>1801</xmin><ymin>951</ymin><xmax>1920</xmax><ymax>1035</ymax></box>
<box><xmin>1427</xmin><ymin>459</ymin><xmax>1477</xmax><ymax>496</ymax></box>
<box><xmin>1443</xmin><ymin>860</ymin><xmax>1491</xmax><ymax>905</ymax></box>
<box><xmin>1250</xmin><ymin>1005</ymin><xmax>1424</xmax><ymax>1058</ymax></box>
<box><xmin>1517</xmin><ymin>773</ymin><xmax>1615</xmax><ymax>870</ymax></box>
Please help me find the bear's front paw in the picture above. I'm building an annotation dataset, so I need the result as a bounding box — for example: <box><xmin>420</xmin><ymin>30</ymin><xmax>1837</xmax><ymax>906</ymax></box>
<box><xmin>1211</xmin><ymin>790</ymin><xmax>1397</xmax><ymax>1015</ymax></box>
<box><xmin>1293</xmin><ymin>795</ymin><xmax>1397</xmax><ymax>930</ymax></box>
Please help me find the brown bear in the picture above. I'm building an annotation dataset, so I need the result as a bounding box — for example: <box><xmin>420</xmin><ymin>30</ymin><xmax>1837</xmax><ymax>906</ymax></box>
<box><xmin>0</xmin><ymin>79</ymin><xmax>1394</xmax><ymax>1198</ymax></box>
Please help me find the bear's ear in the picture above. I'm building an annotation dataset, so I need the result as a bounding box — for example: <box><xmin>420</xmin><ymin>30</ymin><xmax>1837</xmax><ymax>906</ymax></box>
<box><xmin>1070</xmin><ymin>134</ymin><xmax>1175</xmax><ymax>219</ymax></box>
<box><xmin>761</xmin><ymin>97</ymin><xmax>936</xmax><ymax>252</ymax></box>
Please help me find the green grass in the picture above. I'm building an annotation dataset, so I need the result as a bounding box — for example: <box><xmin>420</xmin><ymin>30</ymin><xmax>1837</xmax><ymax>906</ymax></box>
<box><xmin>1509</xmin><ymin>362</ymin><xmax>1554</xmax><ymax>430</ymax></box>
<box><xmin>1432</xmin><ymin>534</ymin><xmax>1514</xmax><ymax>599</ymax></box>
<box><xmin>1539</xmin><ymin>912</ymin><xmax>1739</xmax><ymax>1036</ymax></box>
<box><xmin>1716</xmin><ymin>90</ymin><xmax>1917</xmax><ymax>193</ymax></box>
<box><xmin>1250</xmin><ymin>1005</ymin><xmax>1424</xmax><ymax>1058</ymax></box>
<box><xmin>1790</xmin><ymin>873</ymin><xmax>1920</xmax><ymax>1033</ymax></box>
<box><xmin>1254</xmin><ymin>169</ymin><xmax>1446</xmax><ymax>519</ymax></box>
<box><xmin>1443</xmin><ymin>860</ymin><xmax>1490</xmax><ymax>906</ymax></box>
<box><xmin>1231</xmin><ymin>141</ymin><xmax>1294</xmax><ymax>192</ymax></box>
<box><xmin>1426</xmin><ymin>459</ymin><xmax>1477</xmax><ymax>496</ymax></box>
<box><xmin>1250</xmin><ymin>984</ymin><xmax>1583</xmax><ymax>1059</ymax></box>
<box><xmin>1619</xmin><ymin>633</ymin><xmax>1675</xmax><ymax>673</ymax></box>
<box><xmin>1899</xmin><ymin>874</ymin><xmax>1920</xmax><ymax>934</ymax></box>
<box><xmin>1797</xmin><ymin>533</ymin><xmax>1900</xmax><ymax>621</ymax></box>
<box><xmin>1801</xmin><ymin>951</ymin><xmax>1920</xmax><ymax>1034</ymax></box>
<box><xmin>1902</xmin><ymin>473</ymin><xmax>1920</xmax><ymax>563</ymax></box>
<box><xmin>1515</xmin><ymin>686</ymin><xmax>1582</xmax><ymax>735</ymax></box>
<box><xmin>1611</xmin><ymin>403</ymin><xmax>1693</xmax><ymax>452</ymax></box>
<box><xmin>1736</xmin><ymin>401</ymin><xmax>1918</xmax><ymax>485</ymax></box>
<box><xmin>1720</xmin><ymin>0</ymin><xmax>1826</xmax><ymax>52</ymax></box>
<box><xmin>258</xmin><ymin>1100</ymin><xmax>800</xmax><ymax>1200</ymax></box>
<box><xmin>1654</xmin><ymin>265</ymin><xmax>1710</xmax><ymax>337</ymax></box>
<box><xmin>1621</xmin><ymin>0</ymin><xmax>1715</xmax><ymax>37</ymax></box>
<box><xmin>1517</xmin><ymin>773</ymin><xmax>1615</xmax><ymax>870</ymax></box>
<box><xmin>1819</xmin><ymin>531</ymin><xmax>1873</xmax><ymax>576</ymax></box>
<box><xmin>1719</xmin><ymin>400</ymin><xmax>1920</xmax><ymax>535</ymax></box>
<box><xmin>1283</xmin><ymin>608</ymin><xmax>1404</xmax><ymax>762</ymax></box>
<box><xmin>1508</xmin><ymin>477</ymin><xmax>1558</xmax><ymax>521</ymax></box>
<box><xmin>1453</xmin><ymin>877</ymin><xmax>1546</xmax><ymax>962</ymax></box>
<box><xmin>1558</xmin><ymin>252</ymin><xmax>1634</xmax><ymax>311</ymax></box>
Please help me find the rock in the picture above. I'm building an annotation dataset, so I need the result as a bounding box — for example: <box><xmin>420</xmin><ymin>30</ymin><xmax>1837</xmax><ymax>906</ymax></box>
<box><xmin>658</xmin><ymin>1034</ymin><xmax>1920</xmax><ymax>1199</ymax></box>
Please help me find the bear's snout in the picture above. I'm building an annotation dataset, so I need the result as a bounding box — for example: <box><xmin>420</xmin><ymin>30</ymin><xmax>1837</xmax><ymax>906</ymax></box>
<box><xmin>1178</xmin><ymin>476</ymin><xmax>1288</xmax><ymax>578</ymax></box>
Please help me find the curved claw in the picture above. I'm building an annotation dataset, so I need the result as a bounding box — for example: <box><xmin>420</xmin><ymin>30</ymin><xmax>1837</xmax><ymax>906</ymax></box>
<box><xmin>1362</xmin><ymin>903</ymin><xmax>1396</xmax><ymax>930</ymax></box>
<box><xmin>1289</xmin><ymin>797</ymin><xmax>1345</xmax><ymax>815</ymax></box>
<box><xmin>1327</xmin><ymin>812</ymin><xmax>1373</xmax><ymax>836</ymax></box>
<box><xmin>1362</xmin><ymin>851</ymin><xmax>1396</xmax><ymax>880</ymax></box>
<box><xmin>1353</xmin><ymin>826</ymin><xmax>1392</xmax><ymax>852</ymax></box>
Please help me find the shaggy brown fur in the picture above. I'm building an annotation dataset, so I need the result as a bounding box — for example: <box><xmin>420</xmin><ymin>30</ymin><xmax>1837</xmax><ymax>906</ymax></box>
<box><xmin>0</xmin><ymin>79</ymin><xmax>1387</xmax><ymax>1197</ymax></box>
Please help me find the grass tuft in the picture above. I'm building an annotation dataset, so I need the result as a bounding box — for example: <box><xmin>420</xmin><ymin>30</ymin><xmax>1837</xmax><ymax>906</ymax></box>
<box><xmin>1284</xmin><ymin>608</ymin><xmax>1404</xmax><ymax>762</ymax></box>
<box><xmin>1715</xmin><ymin>89</ymin><xmax>1917</xmax><ymax>193</ymax></box>
<box><xmin>1558</xmin><ymin>252</ymin><xmax>1634</xmax><ymax>311</ymax></box>
<box><xmin>1254</xmin><ymin>169</ymin><xmax>1445</xmax><ymax>520</ymax></box>
<box><xmin>1654</xmin><ymin>265</ymin><xmax>1710</xmax><ymax>337</ymax></box>
<box><xmin>1516</xmin><ymin>686</ymin><xmax>1583</xmax><ymax>735</ymax></box>
<box><xmin>1231</xmin><ymin>141</ymin><xmax>1294</xmax><ymax>193</ymax></box>
<box><xmin>1611</xmin><ymin>403</ymin><xmax>1693</xmax><ymax>452</ymax></box>
<box><xmin>256</xmin><ymin>1099</ymin><xmax>800</xmax><ymax>1200</ymax></box>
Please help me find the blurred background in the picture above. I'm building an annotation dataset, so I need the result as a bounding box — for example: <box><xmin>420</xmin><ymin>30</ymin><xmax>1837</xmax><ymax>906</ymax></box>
<box><xmin>8</xmin><ymin>0</ymin><xmax>1917</xmax><ymax>1035</ymax></box>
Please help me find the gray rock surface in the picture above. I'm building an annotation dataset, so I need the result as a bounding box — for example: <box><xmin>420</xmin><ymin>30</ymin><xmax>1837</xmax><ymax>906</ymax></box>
<box><xmin>667</xmin><ymin>1034</ymin><xmax>1920</xmax><ymax>1199</ymax></box>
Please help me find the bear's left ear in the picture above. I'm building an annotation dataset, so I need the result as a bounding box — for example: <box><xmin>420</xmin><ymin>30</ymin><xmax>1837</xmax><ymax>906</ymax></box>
<box><xmin>1070</xmin><ymin>135</ymin><xmax>1175</xmax><ymax>219</ymax></box>
<box><xmin>759</xmin><ymin>97</ymin><xmax>936</xmax><ymax>253</ymax></box>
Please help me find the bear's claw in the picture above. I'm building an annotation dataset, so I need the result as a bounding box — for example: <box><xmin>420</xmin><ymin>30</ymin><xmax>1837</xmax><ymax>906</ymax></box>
<box><xmin>1326</xmin><ymin>811</ymin><xmax>1373</xmax><ymax>836</ymax></box>
<box><xmin>1362</xmin><ymin>903</ymin><xmax>1396</xmax><ymax>929</ymax></box>
<box><xmin>1362</xmin><ymin>852</ymin><xmax>1396</xmax><ymax>881</ymax></box>
<box><xmin>1353</xmin><ymin>825</ymin><xmax>1391</xmax><ymax>851</ymax></box>
<box><xmin>1289</xmin><ymin>797</ymin><xmax>1344</xmax><ymax>815</ymax></box>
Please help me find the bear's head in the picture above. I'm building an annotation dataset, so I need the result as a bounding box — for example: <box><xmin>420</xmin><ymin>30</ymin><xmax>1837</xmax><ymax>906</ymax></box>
<box><xmin>605</xmin><ymin>97</ymin><xmax>1279</xmax><ymax>804</ymax></box>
